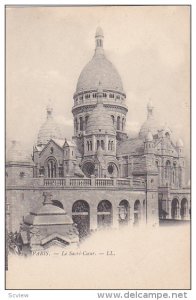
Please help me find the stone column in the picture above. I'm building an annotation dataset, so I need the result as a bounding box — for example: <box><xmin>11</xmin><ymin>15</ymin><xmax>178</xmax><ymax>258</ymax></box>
<box><xmin>128</xmin><ymin>204</ymin><xmax>134</xmax><ymax>226</ymax></box>
<box><xmin>90</xmin><ymin>207</ymin><xmax>98</xmax><ymax>231</ymax></box>
<box><xmin>112</xmin><ymin>205</ymin><xmax>119</xmax><ymax>229</ymax></box>
<box><xmin>91</xmin><ymin>175</ymin><xmax>95</xmax><ymax>187</ymax></box>
<box><xmin>105</xmin><ymin>135</ymin><xmax>109</xmax><ymax>153</ymax></box>
<box><xmin>176</xmin><ymin>205</ymin><xmax>180</xmax><ymax>219</ymax></box>
<box><xmin>167</xmin><ymin>200</ymin><xmax>171</xmax><ymax>219</ymax></box>
<box><xmin>113</xmin><ymin>138</ymin><xmax>116</xmax><ymax>153</ymax></box>
<box><xmin>92</xmin><ymin>135</ymin><xmax>96</xmax><ymax>153</ymax></box>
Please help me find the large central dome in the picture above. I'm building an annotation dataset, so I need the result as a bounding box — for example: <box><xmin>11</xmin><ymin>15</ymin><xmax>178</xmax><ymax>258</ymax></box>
<box><xmin>76</xmin><ymin>27</ymin><xmax>124</xmax><ymax>94</ymax></box>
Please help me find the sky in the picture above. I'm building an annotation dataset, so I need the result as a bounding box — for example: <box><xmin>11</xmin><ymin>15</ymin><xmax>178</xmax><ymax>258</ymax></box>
<box><xmin>6</xmin><ymin>6</ymin><xmax>190</xmax><ymax>172</ymax></box>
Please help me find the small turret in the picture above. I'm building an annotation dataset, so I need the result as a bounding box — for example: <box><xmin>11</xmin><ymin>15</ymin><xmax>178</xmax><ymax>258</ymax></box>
<box><xmin>139</xmin><ymin>100</ymin><xmax>160</xmax><ymax>139</ymax></box>
<box><xmin>144</xmin><ymin>131</ymin><xmax>154</xmax><ymax>154</ymax></box>
<box><xmin>95</xmin><ymin>27</ymin><xmax>104</xmax><ymax>55</ymax></box>
<box><xmin>176</xmin><ymin>138</ymin><xmax>184</xmax><ymax>157</ymax></box>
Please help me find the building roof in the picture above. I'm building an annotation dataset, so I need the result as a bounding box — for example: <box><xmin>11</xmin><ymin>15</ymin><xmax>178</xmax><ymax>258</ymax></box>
<box><xmin>76</xmin><ymin>28</ymin><xmax>124</xmax><ymax>94</ymax></box>
<box><xmin>53</xmin><ymin>139</ymin><xmax>66</xmax><ymax>148</ymax></box>
<box><xmin>24</xmin><ymin>203</ymin><xmax>73</xmax><ymax>226</ymax></box>
<box><xmin>117</xmin><ymin>138</ymin><xmax>144</xmax><ymax>155</ymax></box>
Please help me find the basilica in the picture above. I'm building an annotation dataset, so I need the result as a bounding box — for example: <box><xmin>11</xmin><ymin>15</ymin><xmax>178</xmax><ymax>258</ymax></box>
<box><xmin>6</xmin><ymin>27</ymin><xmax>190</xmax><ymax>248</ymax></box>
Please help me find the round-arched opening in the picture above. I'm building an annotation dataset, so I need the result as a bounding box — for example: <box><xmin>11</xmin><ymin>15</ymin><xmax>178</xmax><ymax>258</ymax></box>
<box><xmin>72</xmin><ymin>200</ymin><xmax>90</xmax><ymax>238</ymax></box>
<box><xmin>45</xmin><ymin>157</ymin><xmax>57</xmax><ymax>178</ymax></box>
<box><xmin>165</xmin><ymin>160</ymin><xmax>171</xmax><ymax>180</ymax></box>
<box><xmin>180</xmin><ymin>198</ymin><xmax>188</xmax><ymax>220</ymax></box>
<box><xmin>134</xmin><ymin>200</ymin><xmax>141</xmax><ymax>225</ymax></box>
<box><xmin>97</xmin><ymin>200</ymin><xmax>112</xmax><ymax>228</ymax></box>
<box><xmin>82</xmin><ymin>162</ymin><xmax>95</xmax><ymax>177</ymax></box>
<box><xmin>107</xmin><ymin>162</ymin><xmax>118</xmax><ymax>177</ymax></box>
<box><xmin>119</xmin><ymin>200</ymin><xmax>130</xmax><ymax>225</ymax></box>
<box><xmin>165</xmin><ymin>132</ymin><xmax>170</xmax><ymax>138</ymax></box>
<box><xmin>52</xmin><ymin>200</ymin><xmax>64</xmax><ymax>209</ymax></box>
<box><xmin>117</xmin><ymin>116</ymin><xmax>121</xmax><ymax>130</ymax></box>
<box><xmin>171</xmin><ymin>198</ymin><xmax>179</xmax><ymax>220</ymax></box>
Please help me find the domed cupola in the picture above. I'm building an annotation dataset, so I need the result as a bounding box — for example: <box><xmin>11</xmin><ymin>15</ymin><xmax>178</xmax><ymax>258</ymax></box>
<box><xmin>76</xmin><ymin>27</ymin><xmax>124</xmax><ymax>94</ymax></box>
<box><xmin>37</xmin><ymin>104</ymin><xmax>64</xmax><ymax>147</ymax></box>
<box><xmin>139</xmin><ymin>101</ymin><xmax>160</xmax><ymax>139</ymax></box>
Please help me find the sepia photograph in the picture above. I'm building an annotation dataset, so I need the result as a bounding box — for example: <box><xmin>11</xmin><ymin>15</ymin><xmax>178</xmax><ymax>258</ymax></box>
<box><xmin>5</xmin><ymin>5</ymin><xmax>191</xmax><ymax>290</ymax></box>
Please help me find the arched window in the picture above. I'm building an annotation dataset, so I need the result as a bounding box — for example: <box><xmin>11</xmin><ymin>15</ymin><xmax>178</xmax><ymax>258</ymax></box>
<box><xmin>79</xmin><ymin>117</ymin><xmax>83</xmax><ymax>131</ymax></box>
<box><xmin>117</xmin><ymin>116</ymin><xmax>120</xmax><ymax>130</ymax></box>
<box><xmin>171</xmin><ymin>198</ymin><xmax>179</xmax><ymax>219</ymax></box>
<box><xmin>72</xmin><ymin>200</ymin><xmax>90</xmax><ymax>238</ymax></box>
<box><xmin>97</xmin><ymin>140</ymin><xmax>100</xmax><ymax>150</ymax></box>
<box><xmin>101</xmin><ymin>140</ymin><xmax>105</xmax><ymax>150</ymax></box>
<box><xmin>90</xmin><ymin>141</ymin><xmax>92</xmax><ymax>151</ymax></box>
<box><xmin>111</xmin><ymin>141</ymin><xmax>114</xmax><ymax>151</ymax></box>
<box><xmin>181</xmin><ymin>198</ymin><xmax>188</xmax><ymax>220</ymax></box>
<box><xmin>85</xmin><ymin>116</ymin><xmax>89</xmax><ymax>129</ymax></box>
<box><xmin>47</xmin><ymin>158</ymin><xmax>57</xmax><ymax>178</ymax></box>
<box><xmin>75</xmin><ymin>118</ymin><xmax>78</xmax><ymax>132</ymax></box>
<box><xmin>165</xmin><ymin>160</ymin><xmax>171</xmax><ymax>180</ymax></box>
<box><xmin>87</xmin><ymin>141</ymin><xmax>89</xmax><ymax>151</ymax></box>
<box><xmin>111</xmin><ymin>115</ymin><xmax>115</xmax><ymax>124</ymax></box>
<box><xmin>119</xmin><ymin>200</ymin><xmax>130</xmax><ymax>225</ymax></box>
<box><xmin>108</xmin><ymin>141</ymin><xmax>111</xmax><ymax>150</ymax></box>
<box><xmin>134</xmin><ymin>200</ymin><xmax>141</xmax><ymax>225</ymax></box>
<box><xmin>165</xmin><ymin>132</ymin><xmax>170</xmax><ymax>138</ymax></box>
<box><xmin>122</xmin><ymin>118</ymin><xmax>125</xmax><ymax>131</ymax></box>
<box><xmin>97</xmin><ymin>200</ymin><xmax>112</xmax><ymax>228</ymax></box>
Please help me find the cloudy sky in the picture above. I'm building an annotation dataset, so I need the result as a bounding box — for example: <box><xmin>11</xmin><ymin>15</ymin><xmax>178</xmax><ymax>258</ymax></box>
<box><xmin>6</xmin><ymin>6</ymin><xmax>190</xmax><ymax>165</ymax></box>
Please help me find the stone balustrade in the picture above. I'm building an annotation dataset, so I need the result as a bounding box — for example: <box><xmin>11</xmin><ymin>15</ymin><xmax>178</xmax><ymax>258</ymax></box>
<box><xmin>6</xmin><ymin>176</ymin><xmax>146</xmax><ymax>190</ymax></box>
<box><xmin>42</xmin><ymin>177</ymin><xmax>145</xmax><ymax>189</ymax></box>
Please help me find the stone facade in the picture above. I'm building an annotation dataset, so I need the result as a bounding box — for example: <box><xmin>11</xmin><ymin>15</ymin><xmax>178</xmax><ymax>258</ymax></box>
<box><xmin>6</xmin><ymin>27</ymin><xmax>190</xmax><ymax>239</ymax></box>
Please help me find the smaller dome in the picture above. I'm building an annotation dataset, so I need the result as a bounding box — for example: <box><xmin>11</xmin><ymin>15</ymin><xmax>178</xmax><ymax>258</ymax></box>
<box><xmin>86</xmin><ymin>102</ymin><xmax>115</xmax><ymax>135</ymax></box>
<box><xmin>145</xmin><ymin>131</ymin><xmax>153</xmax><ymax>142</ymax></box>
<box><xmin>6</xmin><ymin>140</ymin><xmax>31</xmax><ymax>163</ymax></box>
<box><xmin>139</xmin><ymin>101</ymin><xmax>160</xmax><ymax>139</ymax></box>
<box><xmin>37</xmin><ymin>106</ymin><xmax>64</xmax><ymax>146</ymax></box>
<box><xmin>176</xmin><ymin>138</ymin><xmax>183</xmax><ymax>147</ymax></box>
